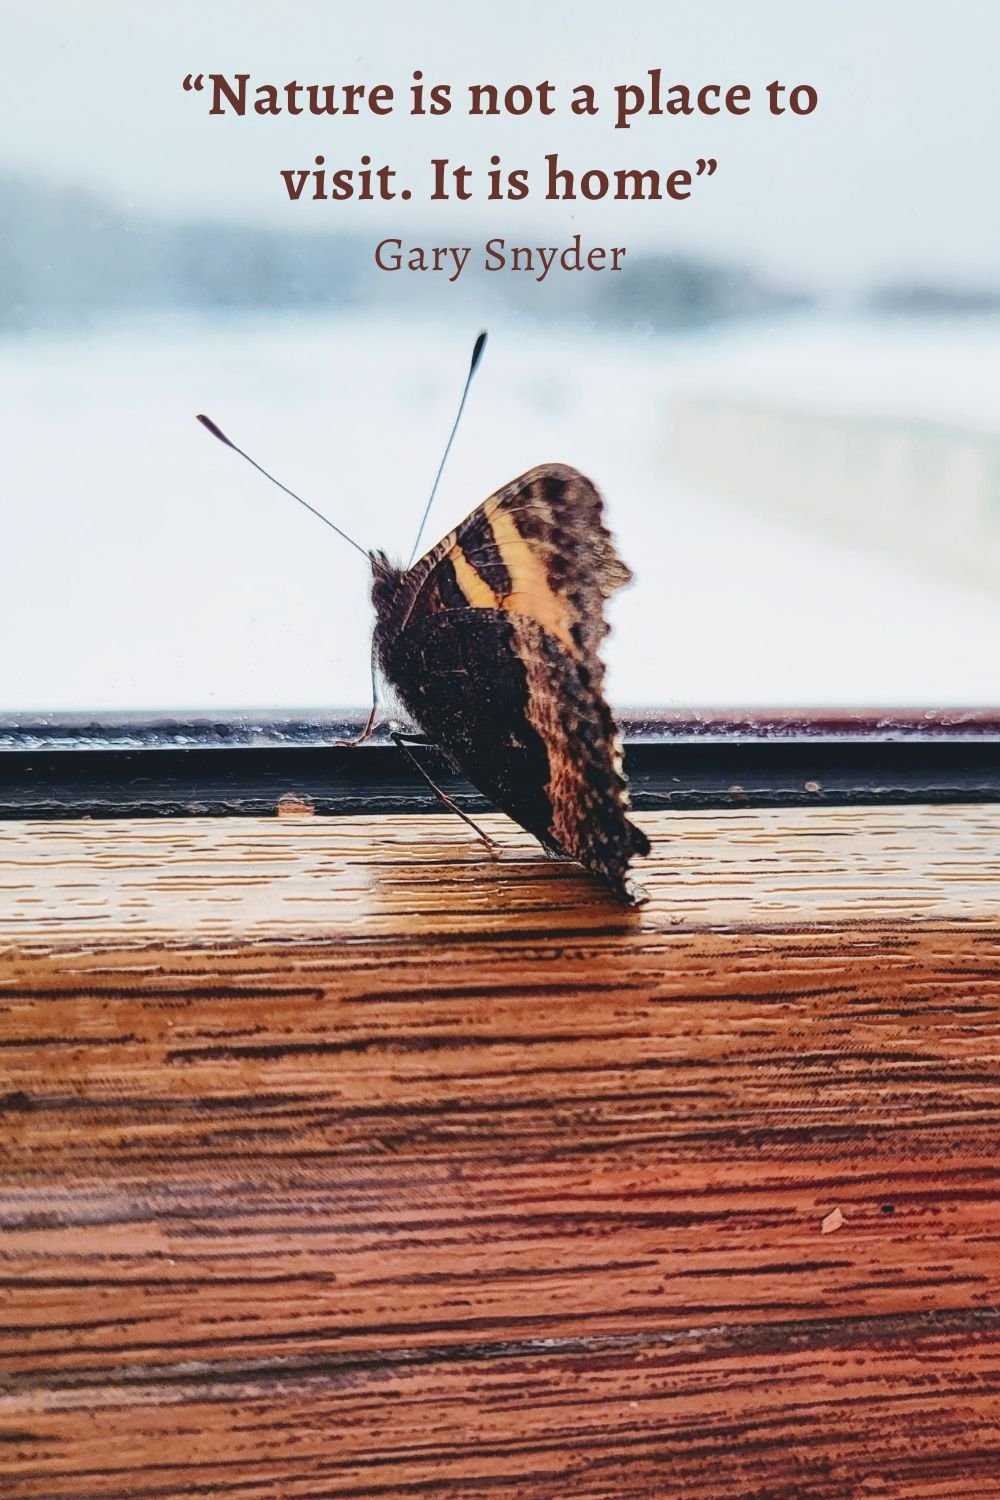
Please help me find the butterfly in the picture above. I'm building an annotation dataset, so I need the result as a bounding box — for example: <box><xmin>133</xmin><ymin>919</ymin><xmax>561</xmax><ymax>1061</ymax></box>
<box><xmin>198</xmin><ymin>334</ymin><xmax>650</xmax><ymax>904</ymax></box>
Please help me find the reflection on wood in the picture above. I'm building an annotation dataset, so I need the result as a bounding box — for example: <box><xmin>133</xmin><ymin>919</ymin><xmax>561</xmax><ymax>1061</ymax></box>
<box><xmin>1</xmin><ymin>806</ymin><xmax>999</xmax><ymax>1498</ymax></box>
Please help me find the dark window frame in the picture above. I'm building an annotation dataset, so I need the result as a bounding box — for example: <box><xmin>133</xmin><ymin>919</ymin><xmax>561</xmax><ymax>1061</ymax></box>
<box><xmin>2</xmin><ymin>709</ymin><xmax>998</xmax><ymax>819</ymax></box>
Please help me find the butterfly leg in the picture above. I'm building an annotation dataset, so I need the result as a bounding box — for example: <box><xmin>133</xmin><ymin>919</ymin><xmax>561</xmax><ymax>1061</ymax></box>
<box><xmin>332</xmin><ymin>649</ymin><xmax>380</xmax><ymax>747</ymax></box>
<box><xmin>390</xmin><ymin>731</ymin><xmax>501</xmax><ymax>856</ymax></box>
<box><xmin>332</xmin><ymin>702</ymin><xmax>378</xmax><ymax>748</ymax></box>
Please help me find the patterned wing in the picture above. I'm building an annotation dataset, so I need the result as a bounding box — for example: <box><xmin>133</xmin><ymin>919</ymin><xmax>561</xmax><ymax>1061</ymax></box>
<box><xmin>372</xmin><ymin>465</ymin><xmax>650</xmax><ymax>904</ymax></box>
<box><xmin>383</xmin><ymin>463</ymin><xmax>632</xmax><ymax>671</ymax></box>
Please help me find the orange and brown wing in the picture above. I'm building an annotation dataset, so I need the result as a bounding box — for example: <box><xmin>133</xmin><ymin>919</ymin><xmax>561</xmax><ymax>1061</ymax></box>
<box><xmin>400</xmin><ymin>463</ymin><xmax>631</xmax><ymax>665</ymax></box>
<box><xmin>373</xmin><ymin>465</ymin><xmax>649</xmax><ymax>903</ymax></box>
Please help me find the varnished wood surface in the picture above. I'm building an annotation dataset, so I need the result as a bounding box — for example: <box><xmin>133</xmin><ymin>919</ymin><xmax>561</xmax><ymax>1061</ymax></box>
<box><xmin>1</xmin><ymin>805</ymin><xmax>1000</xmax><ymax>1498</ymax></box>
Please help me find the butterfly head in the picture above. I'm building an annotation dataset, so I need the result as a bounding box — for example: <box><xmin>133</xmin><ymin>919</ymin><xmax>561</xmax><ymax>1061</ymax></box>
<box><xmin>370</xmin><ymin>549</ymin><xmax>406</xmax><ymax>616</ymax></box>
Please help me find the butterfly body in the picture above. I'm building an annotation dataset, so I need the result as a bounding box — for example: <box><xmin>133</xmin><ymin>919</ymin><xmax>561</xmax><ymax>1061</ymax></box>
<box><xmin>371</xmin><ymin>463</ymin><xmax>650</xmax><ymax>904</ymax></box>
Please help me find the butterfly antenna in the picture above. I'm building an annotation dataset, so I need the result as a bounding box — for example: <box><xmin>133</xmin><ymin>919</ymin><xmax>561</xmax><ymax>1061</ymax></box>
<box><xmin>406</xmin><ymin>330</ymin><xmax>487</xmax><ymax>568</ymax></box>
<box><xmin>196</xmin><ymin>413</ymin><xmax>373</xmax><ymax>564</ymax></box>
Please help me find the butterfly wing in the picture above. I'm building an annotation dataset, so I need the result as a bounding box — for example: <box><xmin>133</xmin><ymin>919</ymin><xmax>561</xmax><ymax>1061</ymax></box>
<box><xmin>372</xmin><ymin>464</ymin><xmax>650</xmax><ymax>904</ymax></box>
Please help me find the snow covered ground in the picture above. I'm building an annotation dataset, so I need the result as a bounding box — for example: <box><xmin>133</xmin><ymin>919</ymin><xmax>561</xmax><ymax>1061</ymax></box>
<box><xmin>3</xmin><ymin>311</ymin><xmax>999</xmax><ymax>712</ymax></box>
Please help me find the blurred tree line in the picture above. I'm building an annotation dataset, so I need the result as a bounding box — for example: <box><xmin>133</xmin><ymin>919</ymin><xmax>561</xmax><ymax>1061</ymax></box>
<box><xmin>0</xmin><ymin>171</ymin><xmax>857</xmax><ymax>335</ymax></box>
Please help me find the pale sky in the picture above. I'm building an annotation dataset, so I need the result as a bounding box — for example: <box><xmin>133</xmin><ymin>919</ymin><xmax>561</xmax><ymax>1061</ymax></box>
<box><xmin>3</xmin><ymin>0</ymin><xmax>999</xmax><ymax>288</ymax></box>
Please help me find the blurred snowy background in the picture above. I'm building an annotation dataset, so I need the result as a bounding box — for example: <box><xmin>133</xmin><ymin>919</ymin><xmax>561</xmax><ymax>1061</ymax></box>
<box><xmin>2</xmin><ymin>0</ymin><xmax>999</xmax><ymax>712</ymax></box>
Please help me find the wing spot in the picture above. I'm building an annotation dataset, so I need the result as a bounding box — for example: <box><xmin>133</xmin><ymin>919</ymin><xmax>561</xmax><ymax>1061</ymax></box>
<box><xmin>449</xmin><ymin>546</ymin><xmax>501</xmax><ymax>610</ymax></box>
<box><xmin>487</xmin><ymin>501</ymin><xmax>576</xmax><ymax>652</ymax></box>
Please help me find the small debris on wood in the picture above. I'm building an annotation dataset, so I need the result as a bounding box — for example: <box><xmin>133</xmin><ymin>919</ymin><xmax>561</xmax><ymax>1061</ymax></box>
<box><xmin>821</xmin><ymin>1206</ymin><xmax>845</xmax><ymax>1234</ymax></box>
<box><xmin>276</xmin><ymin>794</ymin><xmax>315</xmax><ymax>818</ymax></box>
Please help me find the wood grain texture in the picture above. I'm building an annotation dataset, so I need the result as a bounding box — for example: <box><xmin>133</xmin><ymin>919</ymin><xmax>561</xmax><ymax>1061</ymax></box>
<box><xmin>1</xmin><ymin>805</ymin><xmax>999</xmax><ymax>1498</ymax></box>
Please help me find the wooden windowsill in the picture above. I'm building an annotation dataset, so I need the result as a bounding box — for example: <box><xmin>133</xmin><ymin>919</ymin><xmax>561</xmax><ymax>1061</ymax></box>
<box><xmin>2</xmin><ymin>805</ymin><xmax>1000</xmax><ymax>1497</ymax></box>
